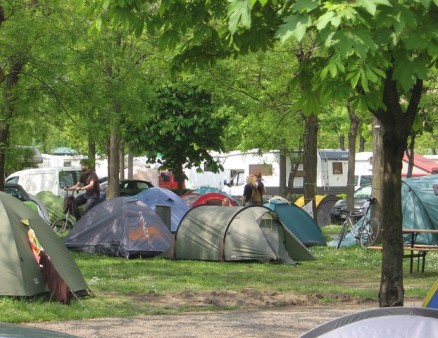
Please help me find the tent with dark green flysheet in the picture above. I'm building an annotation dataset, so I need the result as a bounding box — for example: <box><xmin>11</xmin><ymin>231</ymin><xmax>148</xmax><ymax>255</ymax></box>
<box><xmin>264</xmin><ymin>199</ymin><xmax>326</xmax><ymax>247</ymax></box>
<box><xmin>0</xmin><ymin>192</ymin><xmax>89</xmax><ymax>300</ymax></box>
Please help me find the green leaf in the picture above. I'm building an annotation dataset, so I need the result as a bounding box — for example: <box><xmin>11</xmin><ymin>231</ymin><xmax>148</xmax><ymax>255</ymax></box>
<box><xmin>292</xmin><ymin>0</ymin><xmax>320</xmax><ymax>12</ymax></box>
<box><xmin>348</xmin><ymin>69</ymin><xmax>361</xmax><ymax>89</ymax></box>
<box><xmin>316</xmin><ymin>11</ymin><xmax>335</xmax><ymax>30</ymax></box>
<box><xmin>103</xmin><ymin>0</ymin><xmax>111</xmax><ymax>10</ymax></box>
<box><xmin>360</xmin><ymin>69</ymin><xmax>369</xmax><ymax>92</ymax></box>
<box><xmin>329</xmin><ymin>61</ymin><xmax>337</xmax><ymax>78</ymax></box>
<box><xmin>275</xmin><ymin>14</ymin><xmax>310</xmax><ymax>43</ymax></box>
<box><xmin>228</xmin><ymin>0</ymin><xmax>252</xmax><ymax>34</ymax></box>
<box><xmin>356</xmin><ymin>0</ymin><xmax>390</xmax><ymax>15</ymax></box>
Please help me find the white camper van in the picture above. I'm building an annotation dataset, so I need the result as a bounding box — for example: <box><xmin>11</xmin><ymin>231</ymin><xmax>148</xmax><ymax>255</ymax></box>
<box><xmin>6</xmin><ymin>167</ymin><xmax>83</xmax><ymax>197</ymax></box>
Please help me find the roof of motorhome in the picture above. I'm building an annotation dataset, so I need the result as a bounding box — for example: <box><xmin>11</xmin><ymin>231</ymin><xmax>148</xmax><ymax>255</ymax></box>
<box><xmin>318</xmin><ymin>149</ymin><xmax>348</xmax><ymax>160</ymax></box>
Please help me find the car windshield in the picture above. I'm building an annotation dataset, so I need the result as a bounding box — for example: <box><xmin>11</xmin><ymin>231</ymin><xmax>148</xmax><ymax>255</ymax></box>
<box><xmin>354</xmin><ymin>185</ymin><xmax>372</xmax><ymax>199</ymax></box>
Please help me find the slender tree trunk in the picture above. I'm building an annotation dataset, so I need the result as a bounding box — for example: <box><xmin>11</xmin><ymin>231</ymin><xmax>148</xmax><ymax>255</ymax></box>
<box><xmin>119</xmin><ymin>140</ymin><xmax>125</xmax><ymax>180</ymax></box>
<box><xmin>127</xmin><ymin>152</ymin><xmax>134</xmax><ymax>179</ymax></box>
<box><xmin>279</xmin><ymin>148</ymin><xmax>287</xmax><ymax>197</ymax></box>
<box><xmin>405</xmin><ymin>136</ymin><xmax>415</xmax><ymax>178</ymax></box>
<box><xmin>339</xmin><ymin>134</ymin><xmax>345</xmax><ymax>150</ymax></box>
<box><xmin>346</xmin><ymin>102</ymin><xmax>359</xmax><ymax>212</ymax></box>
<box><xmin>303</xmin><ymin>114</ymin><xmax>318</xmax><ymax>202</ymax></box>
<box><xmin>374</xmin><ymin>70</ymin><xmax>423</xmax><ymax>307</ymax></box>
<box><xmin>107</xmin><ymin>121</ymin><xmax>120</xmax><ymax>200</ymax></box>
<box><xmin>176</xmin><ymin>163</ymin><xmax>184</xmax><ymax>195</ymax></box>
<box><xmin>359</xmin><ymin>135</ymin><xmax>366</xmax><ymax>152</ymax></box>
<box><xmin>88</xmin><ymin>141</ymin><xmax>96</xmax><ymax>163</ymax></box>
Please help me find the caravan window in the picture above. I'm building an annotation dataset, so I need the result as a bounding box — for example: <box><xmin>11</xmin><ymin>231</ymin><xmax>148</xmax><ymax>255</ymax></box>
<box><xmin>332</xmin><ymin>162</ymin><xmax>343</xmax><ymax>175</ymax></box>
<box><xmin>59</xmin><ymin>170</ymin><xmax>82</xmax><ymax>189</ymax></box>
<box><xmin>249</xmin><ymin>164</ymin><xmax>273</xmax><ymax>177</ymax></box>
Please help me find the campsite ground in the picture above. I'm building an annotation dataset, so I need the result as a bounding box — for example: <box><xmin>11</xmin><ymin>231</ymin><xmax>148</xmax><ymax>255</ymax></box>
<box><xmin>25</xmin><ymin>292</ymin><xmax>424</xmax><ymax>337</ymax></box>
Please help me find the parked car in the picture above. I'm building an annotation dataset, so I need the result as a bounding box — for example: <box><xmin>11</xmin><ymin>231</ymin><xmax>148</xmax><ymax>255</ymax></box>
<box><xmin>4</xmin><ymin>183</ymin><xmax>51</xmax><ymax>224</ymax></box>
<box><xmin>99</xmin><ymin>179</ymin><xmax>153</xmax><ymax>201</ymax></box>
<box><xmin>330</xmin><ymin>185</ymin><xmax>372</xmax><ymax>224</ymax></box>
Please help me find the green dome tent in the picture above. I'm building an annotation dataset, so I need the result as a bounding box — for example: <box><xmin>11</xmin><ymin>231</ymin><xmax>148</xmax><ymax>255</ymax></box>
<box><xmin>172</xmin><ymin>205</ymin><xmax>315</xmax><ymax>264</ymax></box>
<box><xmin>401</xmin><ymin>175</ymin><xmax>438</xmax><ymax>245</ymax></box>
<box><xmin>264</xmin><ymin>199</ymin><xmax>326</xmax><ymax>247</ymax></box>
<box><xmin>331</xmin><ymin>174</ymin><xmax>438</xmax><ymax>248</ymax></box>
<box><xmin>0</xmin><ymin>192</ymin><xmax>89</xmax><ymax>300</ymax></box>
<box><xmin>36</xmin><ymin>191</ymin><xmax>76</xmax><ymax>225</ymax></box>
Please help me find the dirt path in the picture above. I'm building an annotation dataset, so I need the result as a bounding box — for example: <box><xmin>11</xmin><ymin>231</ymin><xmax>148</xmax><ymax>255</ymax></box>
<box><xmin>23</xmin><ymin>293</ymin><xmax>423</xmax><ymax>337</ymax></box>
<box><xmin>22</xmin><ymin>303</ymin><xmax>382</xmax><ymax>337</ymax></box>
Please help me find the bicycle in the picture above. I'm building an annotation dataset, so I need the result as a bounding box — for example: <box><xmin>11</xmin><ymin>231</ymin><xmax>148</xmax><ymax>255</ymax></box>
<box><xmin>336</xmin><ymin>197</ymin><xmax>380</xmax><ymax>249</ymax></box>
<box><xmin>51</xmin><ymin>190</ymin><xmax>80</xmax><ymax>233</ymax></box>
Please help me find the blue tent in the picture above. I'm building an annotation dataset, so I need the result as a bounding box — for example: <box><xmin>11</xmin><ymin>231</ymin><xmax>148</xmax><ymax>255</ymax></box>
<box><xmin>264</xmin><ymin>199</ymin><xmax>327</xmax><ymax>247</ymax></box>
<box><xmin>135</xmin><ymin>187</ymin><xmax>189</xmax><ymax>232</ymax></box>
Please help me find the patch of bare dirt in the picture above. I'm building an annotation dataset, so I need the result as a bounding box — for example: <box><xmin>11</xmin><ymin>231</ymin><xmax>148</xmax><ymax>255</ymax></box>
<box><xmin>24</xmin><ymin>290</ymin><xmax>419</xmax><ymax>337</ymax></box>
<box><xmin>128</xmin><ymin>288</ymin><xmax>337</xmax><ymax>309</ymax></box>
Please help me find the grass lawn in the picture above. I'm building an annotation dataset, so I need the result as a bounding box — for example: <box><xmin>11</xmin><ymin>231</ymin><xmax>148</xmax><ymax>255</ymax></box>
<box><xmin>1</xmin><ymin>232</ymin><xmax>436</xmax><ymax>324</ymax></box>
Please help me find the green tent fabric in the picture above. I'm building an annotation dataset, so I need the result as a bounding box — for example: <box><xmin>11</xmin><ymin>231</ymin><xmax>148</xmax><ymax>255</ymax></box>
<box><xmin>401</xmin><ymin>175</ymin><xmax>438</xmax><ymax>245</ymax></box>
<box><xmin>172</xmin><ymin>205</ymin><xmax>315</xmax><ymax>264</ymax></box>
<box><xmin>36</xmin><ymin>191</ymin><xmax>76</xmax><ymax>224</ymax></box>
<box><xmin>264</xmin><ymin>200</ymin><xmax>327</xmax><ymax>247</ymax></box>
<box><xmin>330</xmin><ymin>175</ymin><xmax>438</xmax><ymax>248</ymax></box>
<box><xmin>0</xmin><ymin>192</ymin><xmax>89</xmax><ymax>298</ymax></box>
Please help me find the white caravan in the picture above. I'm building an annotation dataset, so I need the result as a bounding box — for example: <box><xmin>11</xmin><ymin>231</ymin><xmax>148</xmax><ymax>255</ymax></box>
<box><xmin>184</xmin><ymin>149</ymin><xmax>350</xmax><ymax>196</ymax></box>
<box><xmin>6</xmin><ymin>167</ymin><xmax>83</xmax><ymax>197</ymax></box>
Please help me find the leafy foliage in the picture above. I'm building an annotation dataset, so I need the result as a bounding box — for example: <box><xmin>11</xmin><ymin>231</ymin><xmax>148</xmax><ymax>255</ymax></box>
<box><xmin>127</xmin><ymin>81</ymin><xmax>227</xmax><ymax>187</ymax></box>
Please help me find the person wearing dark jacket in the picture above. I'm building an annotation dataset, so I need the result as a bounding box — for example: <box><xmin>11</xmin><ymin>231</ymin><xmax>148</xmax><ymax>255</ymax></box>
<box><xmin>65</xmin><ymin>159</ymin><xmax>100</xmax><ymax>215</ymax></box>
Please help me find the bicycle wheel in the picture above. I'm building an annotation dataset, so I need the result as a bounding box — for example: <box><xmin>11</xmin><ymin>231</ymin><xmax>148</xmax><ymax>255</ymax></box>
<box><xmin>359</xmin><ymin>218</ymin><xmax>380</xmax><ymax>248</ymax></box>
<box><xmin>51</xmin><ymin>218</ymin><xmax>74</xmax><ymax>233</ymax></box>
<box><xmin>336</xmin><ymin>222</ymin><xmax>349</xmax><ymax>249</ymax></box>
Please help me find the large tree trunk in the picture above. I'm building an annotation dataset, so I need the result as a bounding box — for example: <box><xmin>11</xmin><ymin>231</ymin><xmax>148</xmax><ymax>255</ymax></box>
<box><xmin>346</xmin><ymin>102</ymin><xmax>359</xmax><ymax>212</ymax></box>
<box><xmin>374</xmin><ymin>70</ymin><xmax>423</xmax><ymax>307</ymax></box>
<box><xmin>303</xmin><ymin>114</ymin><xmax>318</xmax><ymax>202</ymax></box>
<box><xmin>0</xmin><ymin>60</ymin><xmax>25</xmax><ymax>190</ymax></box>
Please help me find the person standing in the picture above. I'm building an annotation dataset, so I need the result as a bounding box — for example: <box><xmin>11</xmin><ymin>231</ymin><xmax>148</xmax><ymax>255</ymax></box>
<box><xmin>65</xmin><ymin>159</ymin><xmax>100</xmax><ymax>216</ymax></box>
<box><xmin>242</xmin><ymin>175</ymin><xmax>256</xmax><ymax>206</ymax></box>
<box><xmin>252</xmin><ymin>172</ymin><xmax>266</xmax><ymax>205</ymax></box>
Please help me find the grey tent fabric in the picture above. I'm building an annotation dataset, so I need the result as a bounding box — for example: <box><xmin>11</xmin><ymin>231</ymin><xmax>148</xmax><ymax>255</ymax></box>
<box><xmin>0</xmin><ymin>192</ymin><xmax>88</xmax><ymax>298</ymax></box>
<box><xmin>301</xmin><ymin>307</ymin><xmax>438</xmax><ymax>338</ymax></box>
<box><xmin>172</xmin><ymin>205</ymin><xmax>315</xmax><ymax>264</ymax></box>
<box><xmin>65</xmin><ymin>197</ymin><xmax>173</xmax><ymax>258</ymax></box>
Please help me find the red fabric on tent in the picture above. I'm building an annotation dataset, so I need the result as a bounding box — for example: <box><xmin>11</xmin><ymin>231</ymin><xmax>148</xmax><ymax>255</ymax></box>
<box><xmin>192</xmin><ymin>192</ymin><xmax>239</xmax><ymax>207</ymax></box>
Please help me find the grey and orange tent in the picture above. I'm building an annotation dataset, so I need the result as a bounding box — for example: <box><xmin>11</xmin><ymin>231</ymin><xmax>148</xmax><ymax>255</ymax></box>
<box><xmin>64</xmin><ymin>197</ymin><xmax>173</xmax><ymax>258</ymax></box>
